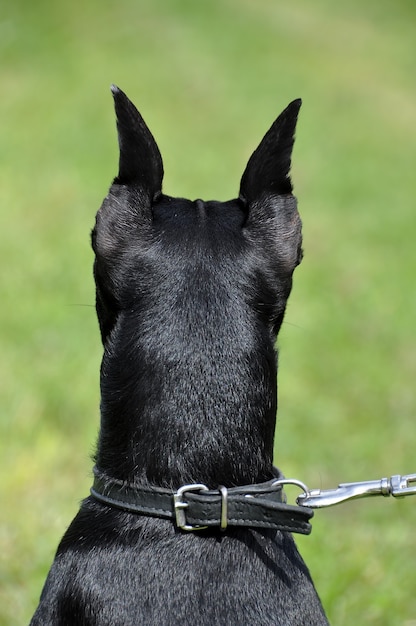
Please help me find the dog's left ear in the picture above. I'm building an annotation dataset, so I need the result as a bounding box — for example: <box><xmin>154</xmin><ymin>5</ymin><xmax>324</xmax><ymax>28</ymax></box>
<box><xmin>240</xmin><ymin>100</ymin><xmax>303</xmax><ymax>272</ymax></box>
<box><xmin>239</xmin><ymin>99</ymin><xmax>301</xmax><ymax>203</ymax></box>
<box><xmin>111</xmin><ymin>85</ymin><xmax>163</xmax><ymax>201</ymax></box>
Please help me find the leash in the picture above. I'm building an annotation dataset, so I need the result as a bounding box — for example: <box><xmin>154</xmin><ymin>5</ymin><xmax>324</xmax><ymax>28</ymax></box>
<box><xmin>90</xmin><ymin>466</ymin><xmax>314</xmax><ymax>535</ymax></box>
<box><xmin>293</xmin><ymin>472</ymin><xmax>416</xmax><ymax>508</ymax></box>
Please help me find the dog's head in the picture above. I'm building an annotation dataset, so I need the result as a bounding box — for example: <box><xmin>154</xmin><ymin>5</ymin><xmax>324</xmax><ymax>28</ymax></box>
<box><xmin>91</xmin><ymin>87</ymin><xmax>302</xmax><ymax>482</ymax></box>
<box><xmin>91</xmin><ymin>86</ymin><xmax>302</xmax><ymax>348</ymax></box>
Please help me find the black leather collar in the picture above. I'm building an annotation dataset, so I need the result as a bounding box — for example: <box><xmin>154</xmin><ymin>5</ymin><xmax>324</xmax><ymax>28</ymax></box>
<box><xmin>90</xmin><ymin>466</ymin><xmax>314</xmax><ymax>535</ymax></box>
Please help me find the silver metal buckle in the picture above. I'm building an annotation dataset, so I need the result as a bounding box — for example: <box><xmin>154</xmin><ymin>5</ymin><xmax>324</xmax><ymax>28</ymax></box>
<box><xmin>173</xmin><ymin>483</ymin><xmax>209</xmax><ymax>531</ymax></box>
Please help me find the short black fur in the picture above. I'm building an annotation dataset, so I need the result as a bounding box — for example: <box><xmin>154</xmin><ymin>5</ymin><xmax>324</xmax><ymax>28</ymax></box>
<box><xmin>30</xmin><ymin>87</ymin><xmax>329</xmax><ymax>625</ymax></box>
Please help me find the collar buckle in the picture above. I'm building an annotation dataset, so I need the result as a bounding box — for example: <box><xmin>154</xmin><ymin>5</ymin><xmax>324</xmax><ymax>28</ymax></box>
<box><xmin>173</xmin><ymin>483</ymin><xmax>209</xmax><ymax>531</ymax></box>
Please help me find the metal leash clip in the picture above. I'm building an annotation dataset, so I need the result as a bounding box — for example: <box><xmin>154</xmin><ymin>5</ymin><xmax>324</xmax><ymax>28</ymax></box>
<box><xmin>296</xmin><ymin>473</ymin><xmax>416</xmax><ymax>509</ymax></box>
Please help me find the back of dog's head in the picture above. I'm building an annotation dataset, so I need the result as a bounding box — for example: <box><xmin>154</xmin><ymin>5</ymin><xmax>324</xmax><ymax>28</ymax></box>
<box><xmin>91</xmin><ymin>87</ymin><xmax>302</xmax><ymax>485</ymax></box>
<box><xmin>92</xmin><ymin>87</ymin><xmax>302</xmax><ymax>347</ymax></box>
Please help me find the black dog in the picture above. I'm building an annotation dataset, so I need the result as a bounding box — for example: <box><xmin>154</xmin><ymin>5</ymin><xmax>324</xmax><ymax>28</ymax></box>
<box><xmin>30</xmin><ymin>87</ymin><xmax>328</xmax><ymax>625</ymax></box>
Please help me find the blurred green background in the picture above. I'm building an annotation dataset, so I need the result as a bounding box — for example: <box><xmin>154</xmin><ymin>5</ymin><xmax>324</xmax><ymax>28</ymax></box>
<box><xmin>1</xmin><ymin>0</ymin><xmax>416</xmax><ymax>624</ymax></box>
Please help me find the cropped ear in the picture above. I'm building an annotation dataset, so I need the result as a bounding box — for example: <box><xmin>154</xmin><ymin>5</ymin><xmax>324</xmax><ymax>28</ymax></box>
<box><xmin>241</xmin><ymin>100</ymin><xmax>303</xmax><ymax>274</ymax></box>
<box><xmin>111</xmin><ymin>85</ymin><xmax>164</xmax><ymax>201</ymax></box>
<box><xmin>239</xmin><ymin>99</ymin><xmax>301</xmax><ymax>203</ymax></box>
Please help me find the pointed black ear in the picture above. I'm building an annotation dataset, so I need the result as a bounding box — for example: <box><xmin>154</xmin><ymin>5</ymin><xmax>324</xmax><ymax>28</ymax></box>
<box><xmin>239</xmin><ymin>99</ymin><xmax>301</xmax><ymax>203</ymax></box>
<box><xmin>111</xmin><ymin>85</ymin><xmax>164</xmax><ymax>200</ymax></box>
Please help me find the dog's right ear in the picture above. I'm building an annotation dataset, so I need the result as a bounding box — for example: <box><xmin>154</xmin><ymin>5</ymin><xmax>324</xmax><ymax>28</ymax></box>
<box><xmin>111</xmin><ymin>85</ymin><xmax>164</xmax><ymax>201</ymax></box>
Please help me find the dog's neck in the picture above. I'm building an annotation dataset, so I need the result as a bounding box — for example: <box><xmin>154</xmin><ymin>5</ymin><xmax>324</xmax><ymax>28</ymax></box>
<box><xmin>96</xmin><ymin>323</ymin><xmax>278</xmax><ymax>489</ymax></box>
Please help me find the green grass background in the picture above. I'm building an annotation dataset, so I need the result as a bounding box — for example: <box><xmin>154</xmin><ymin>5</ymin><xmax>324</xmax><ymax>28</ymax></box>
<box><xmin>1</xmin><ymin>0</ymin><xmax>416</xmax><ymax>624</ymax></box>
